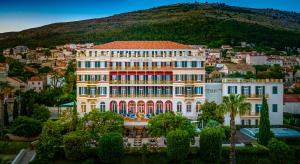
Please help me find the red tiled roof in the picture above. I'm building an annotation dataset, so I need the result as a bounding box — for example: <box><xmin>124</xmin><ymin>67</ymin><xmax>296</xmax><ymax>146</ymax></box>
<box><xmin>29</xmin><ymin>76</ymin><xmax>42</xmax><ymax>81</ymax></box>
<box><xmin>91</xmin><ymin>41</ymin><xmax>194</xmax><ymax>49</ymax></box>
<box><xmin>284</xmin><ymin>94</ymin><xmax>300</xmax><ymax>103</ymax></box>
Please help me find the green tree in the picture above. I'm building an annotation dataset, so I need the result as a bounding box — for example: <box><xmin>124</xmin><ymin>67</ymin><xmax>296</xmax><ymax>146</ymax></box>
<box><xmin>32</xmin><ymin>104</ymin><xmax>51</xmax><ymax>122</ymax></box>
<box><xmin>200</xmin><ymin>128</ymin><xmax>224</xmax><ymax>162</ymax></box>
<box><xmin>267</xmin><ymin>138</ymin><xmax>291</xmax><ymax>163</ymax></box>
<box><xmin>63</xmin><ymin>131</ymin><xmax>90</xmax><ymax>160</ymax></box>
<box><xmin>9</xmin><ymin>116</ymin><xmax>42</xmax><ymax>137</ymax></box>
<box><xmin>258</xmin><ymin>96</ymin><xmax>273</xmax><ymax>145</ymax></box>
<box><xmin>36</xmin><ymin>120</ymin><xmax>63</xmax><ymax>161</ymax></box>
<box><xmin>147</xmin><ymin>112</ymin><xmax>196</xmax><ymax>139</ymax></box>
<box><xmin>13</xmin><ymin>99</ymin><xmax>18</xmax><ymax>120</ymax></box>
<box><xmin>77</xmin><ymin>111</ymin><xmax>124</xmax><ymax>139</ymax></box>
<box><xmin>218</xmin><ymin>94</ymin><xmax>251</xmax><ymax>164</ymax></box>
<box><xmin>97</xmin><ymin>132</ymin><xmax>124</xmax><ymax>163</ymax></box>
<box><xmin>0</xmin><ymin>81</ymin><xmax>13</xmax><ymax>126</ymax></box>
<box><xmin>3</xmin><ymin>102</ymin><xmax>9</xmax><ymax>126</ymax></box>
<box><xmin>166</xmin><ymin>129</ymin><xmax>190</xmax><ymax>162</ymax></box>
<box><xmin>198</xmin><ymin>101</ymin><xmax>223</xmax><ymax>126</ymax></box>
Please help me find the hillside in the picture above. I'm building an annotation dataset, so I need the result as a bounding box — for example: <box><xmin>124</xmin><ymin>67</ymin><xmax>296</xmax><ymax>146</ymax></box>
<box><xmin>0</xmin><ymin>3</ymin><xmax>300</xmax><ymax>50</ymax></box>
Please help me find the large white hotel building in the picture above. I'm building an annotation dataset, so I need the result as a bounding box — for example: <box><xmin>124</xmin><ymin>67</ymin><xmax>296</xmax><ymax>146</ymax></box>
<box><xmin>76</xmin><ymin>41</ymin><xmax>283</xmax><ymax>126</ymax></box>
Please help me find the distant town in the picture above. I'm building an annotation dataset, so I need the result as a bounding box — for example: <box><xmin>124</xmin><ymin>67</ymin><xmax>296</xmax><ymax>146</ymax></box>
<box><xmin>1</xmin><ymin>40</ymin><xmax>300</xmax><ymax>163</ymax></box>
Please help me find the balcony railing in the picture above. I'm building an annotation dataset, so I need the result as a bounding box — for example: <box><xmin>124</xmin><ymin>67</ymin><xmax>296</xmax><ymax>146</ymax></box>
<box><xmin>109</xmin><ymin>94</ymin><xmax>173</xmax><ymax>98</ymax></box>
<box><xmin>240</xmin><ymin>112</ymin><xmax>260</xmax><ymax>118</ymax></box>
<box><xmin>241</xmin><ymin>94</ymin><xmax>269</xmax><ymax>99</ymax></box>
<box><xmin>109</xmin><ymin>80</ymin><xmax>172</xmax><ymax>85</ymax></box>
<box><xmin>110</xmin><ymin>66</ymin><xmax>173</xmax><ymax>70</ymax></box>
<box><xmin>222</xmin><ymin>79</ymin><xmax>283</xmax><ymax>83</ymax></box>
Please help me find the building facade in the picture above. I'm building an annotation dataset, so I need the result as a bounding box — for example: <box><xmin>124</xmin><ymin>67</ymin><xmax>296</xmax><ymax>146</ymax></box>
<box><xmin>76</xmin><ymin>41</ymin><xmax>206</xmax><ymax>119</ymax></box>
<box><xmin>221</xmin><ymin>78</ymin><xmax>283</xmax><ymax>125</ymax></box>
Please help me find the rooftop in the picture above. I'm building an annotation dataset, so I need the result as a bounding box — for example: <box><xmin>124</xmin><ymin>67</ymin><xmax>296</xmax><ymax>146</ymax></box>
<box><xmin>29</xmin><ymin>76</ymin><xmax>42</xmax><ymax>81</ymax></box>
<box><xmin>284</xmin><ymin>94</ymin><xmax>300</xmax><ymax>103</ymax></box>
<box><xmin>91</xmin><ymin>41</ymin><xmax>194</xmax><ymax>49</ymax></box>
<box><xmin>224</xmin><ymin>63</ymin><xmax>255</xmax><ymax>71</ymax></box>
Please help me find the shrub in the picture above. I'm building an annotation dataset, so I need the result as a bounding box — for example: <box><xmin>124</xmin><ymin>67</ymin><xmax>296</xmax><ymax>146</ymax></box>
<box><xmin>63</xmin><ymin>131</ymin><xmax>90</xmax><ymax>160</ymax></box>
<box><xmin>205</xmin><ymin>119</ymin><xmax>221</xmax><ymax>128</ymax></box>
<box><xmin>9</xmin><ymin>116</ymin><xmax>42</xmax><ymax>137</ymax></box>
<box><xmin>35</xmin><ymin>120</ymin><xmax>63</xmax><ymax>161</ymax></box>
<box><xmin>200</xmin><ymin>128</ymin><xmax>223</xmax><ymax>162</ymax></box>
<box><xmin>222</xmin><ymin>126</ymin><xmax>230</xmax><ymax>142</ymax></box>
<box><xmin>267</xmin><ymin>138</ymin><xmax>291</xmax><ymax>163</ymax></box>
<box><xmin>32</xmin><ymin>104</ymin><xmax>51</xmax><ymax>122</ymax></box>
<box><xmin>97</xmin><ymin>132</ymin><xmax>124</xmax><ymax>163</ymax></box>
<box><xmin>166</xmin><ymin>129</ymin><xmax>190</xmax><ymax>161</ymax></box>
<box><xmin>0</xmin><ymin>141</ymin><xmax>30</xmax><ymax>154</ymax></box>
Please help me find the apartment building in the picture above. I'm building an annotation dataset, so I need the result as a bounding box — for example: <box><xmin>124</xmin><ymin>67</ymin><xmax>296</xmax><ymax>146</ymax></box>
<box><xmin>76</xmin><ymin>41</ymin><xmax>206</xmax><ymax>119</ymax></box>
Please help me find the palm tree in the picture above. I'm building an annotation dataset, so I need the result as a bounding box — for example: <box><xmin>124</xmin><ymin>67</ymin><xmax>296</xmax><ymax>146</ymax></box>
<box><xmin>218</xmin><ymin>94</ymin><xmax>251</xmax><ymax>164</ymax></box>
<box><xmin>0</xmin><ymin>81</ymin><xmax>13</xmax><ymax>126</ymax></box>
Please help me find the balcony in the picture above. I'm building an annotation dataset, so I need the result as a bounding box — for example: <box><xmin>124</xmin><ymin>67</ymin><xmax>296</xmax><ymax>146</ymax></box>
<box><xmin>109</xmin><ymin>94</ymin><xmax>173</xmax><ymax>98</ymax></box>
<box><xmin>241</xmin><ymin>94</ymin><xmax>269</xmax><ymax>99</ymax></box>
<box><xmin>222</xmin><ymin>79</ymin><xmax>283</xmax><ymax>83</ymax></box>
<box><xmin>240</xmin><ymin>112</ymin><xmax>260</xmax><ymax>118</ymax></box>
<box><xmin>79</xmin><ymin>94</ymin><xmax>100</xmax><ymax>100</ymax></box>
<box><xmin>86</xmin><ymin>80</ymin><xmax>98</xmax><ymax>85</ymax></box>
<box><xmin>109</xmin><ymin>80</ymin><xmax>172</xmax><ymax>85</ymax></box>
<box><xmin>110</xmin><ymin>66</ymin><xmax>173</xmax><ymax>71</ymax></box>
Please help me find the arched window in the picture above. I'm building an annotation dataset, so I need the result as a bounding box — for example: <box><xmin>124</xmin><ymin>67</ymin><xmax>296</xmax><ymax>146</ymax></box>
<box><xmin>111</xmin><ymin>101</ymin><xmax>117</xmax><ymax>113</ymax></box>
<box><xmin>81</xmin><ymin>102</ymin><xmax>86</xmax><ymax>113</ymax></box>
<box><xmin>147</xmin><ymin>102</ymin><xmax>154</xmax><ymax>115</ymax></box>
<box><xmin>120</xmin><ymin>101</ymin><xmax>126</xmax><ymax>114</ymax></box>
<box><xmin>100</xmin><ymin>102</ymin><xmax>105</xmax><ymax>112</ymax></box>
<box><xmin>128</xmin><ymin>101</ymin><xmax>136</xmax><ymax>114</ymax></box>
<box><xmin>90</xmin><ymin>102</ymin><xmax>96</xmax><ymax>110</ymax></box>
<box><xmin>156</xmin><ymin>101</ymin><xmax>163</xmax><ymax>114</ymax></box>
<box><xmin>196</xmin><ymin>102</ymin><xmax>201</xmax><ymax>112</ymax></box>
<box><xmin>186</xmin><ymin>102</ymin><xmax>192</xmax><ymax>112</ymax></box>
<box><xmin>177</xmin><ymin>102</ymin><xmax>182</xmax><ymax>112</ymax></box>
<box><xmin>165</xmin><ymin>101</ymin><xmax>172</xmax><ymax>112</ymax></box>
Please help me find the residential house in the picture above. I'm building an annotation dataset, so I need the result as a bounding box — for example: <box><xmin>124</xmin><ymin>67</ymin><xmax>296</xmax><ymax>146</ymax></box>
<box><xmin>283</xmin><ymin>94</ymin><xmax>300</xmax><ymax>114</ymax></box>
<box><xmin>27</xmin><ymin>76</ymin><xmax>45</xmax><ymax>92</ymax></box>
<box><xmin>220</xmin><ymin>63</ymin><xmax>255</xmax><ymax>75</ymax></box>
<box><xmin>246</xmin><ymin>53</ymin><xmax>267</xmax><ymax>65</ymax></box>
<box><xmin>13</xmin><ymin>46</ymin><xmax>28</xmax><ymax>54</ymax></box>
<box><xmin>265</xmin><ymin>56</ymin><xmax>283</xmax><ymax>66</ymax></box>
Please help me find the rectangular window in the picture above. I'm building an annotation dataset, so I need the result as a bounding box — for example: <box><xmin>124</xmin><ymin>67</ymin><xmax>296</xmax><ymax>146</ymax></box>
<box><xmin>272</xmin><ymin>86</ymin><xmax>278</xmax><ymax>94</ymax></box>
<box><xmin>255</xmin><ymin>104</ymin><xmax>262</xmax><ymax>113</ymax></box>
<box><xmin>272</xmin><ymin>104</ymin><xmax>278</xmax><ymax>112</ymax></box>
<box><xmin>255</xmin><ymin>86</ymin><xmax>265</xmax><ymax>95</ymax></box>
<box><xmin>228</xmin><ymin>86</ymin><xmax>237</xmax><ymax>94</ymax></box>
<box><xmin>241</xmin><ymin>86</ymin><xmax>251</xmax><ymax>95</ymax></box>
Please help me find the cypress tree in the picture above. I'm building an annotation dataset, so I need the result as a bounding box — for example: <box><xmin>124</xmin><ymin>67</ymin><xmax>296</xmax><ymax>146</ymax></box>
<box><xmin>13</xmin><ymin>99</ymin><xmax>19</xmax><ymax>119</ymax></box>
<box><xmin>3</xmin><ymin>102</ymin><xmax>9</xmax><ymax>126</ymax></box>
<box><xmin>258</xmin><ymin>96</ymin><xmax>273</xmax><ymax>145</ymax></box>
<box><xmin>20</xmin><ymin>99</ymin><xmax>27</xmax><ymax>116</ymax></box>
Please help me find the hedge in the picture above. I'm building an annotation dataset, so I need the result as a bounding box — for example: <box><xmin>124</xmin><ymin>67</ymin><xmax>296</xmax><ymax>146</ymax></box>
<box><xmin>166</xmin><ymin>129</ymin><xmax>190</xmax><ymax>161</ymax></box>
<box><xmin>97</xmin><ymin>132</ymin><xmax>124</xmax><ymax>163</ymax></box>
<box><xmin>200</xmin><ymin>128</ymin><xmax>223</xmax><ymax>162</ymax></box>
<box><xmin>267</xmin><ymin>138</ymin><xmax>291</xmax><ymax>163</ymax></box>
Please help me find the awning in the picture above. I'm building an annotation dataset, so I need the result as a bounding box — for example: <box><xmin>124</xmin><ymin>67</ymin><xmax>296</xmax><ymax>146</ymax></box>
<box><xmin>59</xmin><ymin>102</ymin><xmax>76</xmax><ymax>107</ymax></box>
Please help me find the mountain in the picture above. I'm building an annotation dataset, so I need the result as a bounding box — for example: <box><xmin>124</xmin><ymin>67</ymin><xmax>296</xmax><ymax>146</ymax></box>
<box><xmin>1</xmin><ymin>3</ymin><xmax>300</xmax><ymax>50</ymax></box>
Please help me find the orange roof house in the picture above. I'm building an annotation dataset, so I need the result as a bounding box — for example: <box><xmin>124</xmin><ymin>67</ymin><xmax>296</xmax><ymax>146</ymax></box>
<box><xmin>91</xmin><ymin>41</ymin><xmax>194</xmax><ymax>49</ymax></box>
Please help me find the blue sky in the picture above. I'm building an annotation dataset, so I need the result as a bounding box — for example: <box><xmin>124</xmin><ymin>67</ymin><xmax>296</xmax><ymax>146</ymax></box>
<box><xmin>0</xmin><ymin>0</ymin><xmax>299</xmax><ymax>33</ymax></box>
